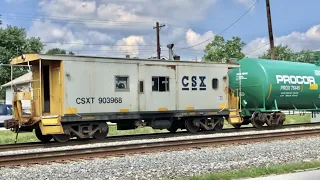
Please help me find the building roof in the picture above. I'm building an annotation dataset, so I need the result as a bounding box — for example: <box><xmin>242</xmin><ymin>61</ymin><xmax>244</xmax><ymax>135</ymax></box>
<box><xmin>1</xmin><ymin>72</ymin><xmax>32</xmax><ymax>88</ymax></box>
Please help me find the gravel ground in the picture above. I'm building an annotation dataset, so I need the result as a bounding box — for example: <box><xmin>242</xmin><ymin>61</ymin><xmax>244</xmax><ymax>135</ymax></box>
<box><xmin>1</xmin><ymin>135</ymin><xmax>320</xmax><ymax>180</ymax></box>
<box><xmin>0</xmin><ymin>126</ymin><xmax>319</xmax><ymax>156</ymax></box>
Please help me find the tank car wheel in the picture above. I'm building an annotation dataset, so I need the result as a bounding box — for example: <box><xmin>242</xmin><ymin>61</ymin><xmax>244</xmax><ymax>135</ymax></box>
<box><xmin>274</xmin><ymin>112</ymin><xmax>285</xmax><ymax>128</ymax></box>
<box><xmin>185</xmin><ymin>119</ymin><xmax>199</xmax><ymax>133</ymax></box>
<box><xmin>35</xmin><ymin>127</ymin><xmax>53</xmax><ymax>143</ymax></box>
<box><xmin>52</xmin><ymin>134</ymin><xmax>71</xmax><ymax>143</ymax></box>
<box><xmin>265</xmin><ymin>114</ymin><xmax>277</xmax><ymax>128</ymax></box>
<box><xmin>251</xmin><ymin>114</ymin><xmax>265</xmax><ymax>128</ymax></box>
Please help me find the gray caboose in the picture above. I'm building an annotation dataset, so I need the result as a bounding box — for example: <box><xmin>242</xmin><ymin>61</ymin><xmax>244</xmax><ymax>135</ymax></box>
<box><xmin>5</xmin><ymin>54</ymin><xmax>240</xmax><ymax>142</ymax></box>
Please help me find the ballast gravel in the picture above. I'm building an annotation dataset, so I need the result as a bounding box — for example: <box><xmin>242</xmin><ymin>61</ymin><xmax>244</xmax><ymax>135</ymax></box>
<box><xmin>0</xmin><ymin>126</ymin><xmax>319</xmax><ymax>156</ymax></box>
<box><xmin>1</xmin><ymin>135</ymin><xmax>320</xmax><ymax>179</ymax></box>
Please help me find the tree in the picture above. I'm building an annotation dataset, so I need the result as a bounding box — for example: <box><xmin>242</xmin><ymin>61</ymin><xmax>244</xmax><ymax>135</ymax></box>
<box><xmin>203</xmin><ymin>35</ymin><xmax>246</xmax><ymax>62</ymax></box>
<box><xmin>0</xmin><ymin>25</ymin><xmax>44</xmax><ymax>99</ymax></box>
<box><xmin>259</xmin><ymin>45</ymin><xmax>295</xmax><ymax>60</ymax></box>
<box><xmin>45</xmin><ymin>48</ymin><xmax>66</xmax><ymax>55</ymax></box>
<box><xmin>295</xmin><ymin>50</ymin><xmax>320</xmax><ymax>62</ymax></box>
<box><xmin>45</xmin><ymin>48</ymin><xmax>75</xmax><ymax>55</ymax></box>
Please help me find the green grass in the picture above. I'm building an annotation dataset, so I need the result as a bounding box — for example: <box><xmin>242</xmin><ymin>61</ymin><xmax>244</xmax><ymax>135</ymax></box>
<box><xmin>108</xmin><ymin>125</ymin><xmax>169</xmax><ymax>136</ymax></box>
<box><xmin>284</xmin><ymin>114</ymin><xmax>311</xmax><ymax>124</ymax></box>
<box><xmin>223</xmin><ymin>114</ymin><xmax>312</xmax><ymax>129</ymax></box>
<box><xmin>0</xmin><ymin>125</ymin><xmax>169</xmax><ymax>144</ymax></box>
<box><xmin>0</xmin><ymin>114</ymin><xmax>313</xmax><ymax>144</ymax></box>
<box><xmin>0</xmin><ymin>130</ymin><xmax>37</xmax><ymax>144</ymax></box>
<box><xmin>177</xmin><ymin>160</ymin><xmax>320</xmax><ymax>180</ymax></box>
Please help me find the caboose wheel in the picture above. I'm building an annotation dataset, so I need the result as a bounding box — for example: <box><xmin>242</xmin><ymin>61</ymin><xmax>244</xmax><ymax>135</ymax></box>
<box><xmin>93</xmin><ymin>131</ymin><xmax>108</xmax><ymax>140</ymax></box>
<box><xmin>92</xmin><ymin>123</ymin><xmax>109</xmax><ymax>140</ymax></box>
<box><xmin>35</xmin><ymin>127</ymin><xmax>53</xmax><ymax>143</ymax></box>
<box><xmin>167</xmin><ymin>126</ymin><xmax>178</xmax><ymax>133</ymax></box>
<box><xmin>185</xmin><ymin>119</ymin><xmax>199</xmax><ymax>133</ymax></box>
<box><xmin>167</xmin><ymin>121</ymin><xmax>179</xmax><ymax>133</ymax></box>
<box><xmin>214</xmin><ymin>119</ymin><xmax>224</xmax><ymax>131</ymax></box>
<box><xmin>232</xmin><ymin>124</ymin><xmax>242</xmax><ymax>129</ymax></box>
<box><xmin>52</xmin><ymin>134</ymin><xmax>71</xmax><ymax>143</ymax></box>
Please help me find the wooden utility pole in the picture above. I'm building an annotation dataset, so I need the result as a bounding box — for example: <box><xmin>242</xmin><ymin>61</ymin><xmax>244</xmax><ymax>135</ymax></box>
<box><xmin>266</xmin><ymin>0</ymin><xmax>275</xmax><ymax>60</ymax></box>
<box><xmin>153</xmin><ymin>22</ymin><xmax>165</xmax><ymax>59</ymax></box>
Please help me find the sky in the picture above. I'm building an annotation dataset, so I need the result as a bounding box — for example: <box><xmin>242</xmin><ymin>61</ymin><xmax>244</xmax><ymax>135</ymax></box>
<box><xmin>1</xmin><ymin>0</ymin><xmax>320</xmax><ymax>61</ymax></box>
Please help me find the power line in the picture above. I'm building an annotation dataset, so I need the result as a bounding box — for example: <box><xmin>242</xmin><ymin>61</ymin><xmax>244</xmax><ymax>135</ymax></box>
<box><xmin>0</xmin><ymin>11</ymin><xmax>153</xmax><ymax>25</ymax></box>
<box><xmin>0</xmin><ymin>12</ymin><xmax>213</xmax><ymax>36</ymax></box>
<box><xmin>175</xmin><ymin>0</ymin><xmax>259</xmax><ymax>51</ymax></box>
<box><xmin>165</xmin><ymin>24</ymin><xmax>212</xmax><ymax>34</ymax></box>
<box><xmin>64</xmin><ymin>49</ymin><xmax>156</xmax><ymax>52</ymax></box>
<box><xmin>0</xmin><ymin>39</ymin><xmax>156</xmax><ymax>47</ymax></box>
<box><xmin>245</xmin><ymin>43</ymin><xmax>270</xmax><ymax>56</ymax></box>
<box><xmin>143</xmin><ymin>50</ymin><xmax>157</xmax><ymax>59</ymax></box>
<box><xmin>1</xmin><ymin>16</ymin><xmax>152</xmax><ymax>27</ymax></box>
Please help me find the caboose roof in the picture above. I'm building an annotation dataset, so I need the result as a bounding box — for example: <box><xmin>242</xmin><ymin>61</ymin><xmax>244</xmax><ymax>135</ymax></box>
<box><xmin>10</xmin><ymin>53</ymin><xmax>240</xmax><ymax>68</ymax></box>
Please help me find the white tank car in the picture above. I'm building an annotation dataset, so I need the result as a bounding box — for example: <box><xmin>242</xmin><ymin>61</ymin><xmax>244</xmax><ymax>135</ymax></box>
<box><xmin>5</xmin><ymin>54</ymin><xmax>239</xmax><ymax>143</ymax></box>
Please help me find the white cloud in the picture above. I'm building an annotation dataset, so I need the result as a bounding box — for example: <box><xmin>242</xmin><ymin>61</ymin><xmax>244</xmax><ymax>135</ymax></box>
<box><xmin>97</xmin><ymin>0</ymin><xmax>215</xmax><ymax>22</ymax></box>
<box><xmin>39</xmin><ymin>0</ymin><xmax>97</xmax><ymax>18</ymax></box>
<box><xmin>185</xmin><ymin>29</ymin><xmax>215</xmax><ymax>50</ymax></box>
<box><xmin>75</xmin><ymin>30</ymin><xmax>114</xmax><ymax>44</ymax></box>
<box><xmin>243</xmin><ymin>24</ymin><xmax>320</xmax><ymax>57</ymax></box>
<box><xmin>305</xmin><ymin>25</ymin><xmax>320</xmax><ymax>40</ymax></box>
<box><xmin>27</xmin><ymin>19</ymin><xmax>116</xmax><ymax>53</ymax></box>
<box><xmin>26</xmin><ymin>0</ymin><xmax>218</xmax><ymax>59</ymax></box>
<box><xmin>38</xmin><ymin>0</ymin><xmax>216</xmax><ymax>31</ymax></box>
<box><xmin>96</xmin><ymin>4</ymin><xmax>138</xmax><ymax>22</ymax></box>
<box><xmin>242</xmin><ymin>37</ymin><xmax>269</xmax><ymax>57</ymax></box>
<box><xmin>28</xmin><ymin>19</ymin><xmax>74</xmax><ymax>42</ymax></box>
<box><xmin>100</xmin><ymin>35</ymin><xmax>145</xmax><ymax>58</ymax></box>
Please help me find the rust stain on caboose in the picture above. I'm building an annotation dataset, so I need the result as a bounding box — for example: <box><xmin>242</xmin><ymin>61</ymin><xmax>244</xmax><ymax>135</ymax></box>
<box><xmin>81</xmin><ymin>116</ymin><xmax>96</xmax><ymax>120</ymax></box>
<box><xmin>166</xmin><ymin>65</ymin><xmax>176</xmax><ymax>70</ymax></box>
<box><xmin>144</xmin><ymin>64</ymin><xmax>176</xmax><ymax>70</ymax></box>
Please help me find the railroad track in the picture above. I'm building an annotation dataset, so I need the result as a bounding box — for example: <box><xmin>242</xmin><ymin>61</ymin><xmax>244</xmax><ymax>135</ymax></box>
<box><xmin>1</xmin><ymin>122</ymin><xmax>319</xmax><ymax>152</ymax></box>
<box><xmin>0</xmin><ymin>128</ymin><xmax>320</xmax><ymax>167</ymax></box>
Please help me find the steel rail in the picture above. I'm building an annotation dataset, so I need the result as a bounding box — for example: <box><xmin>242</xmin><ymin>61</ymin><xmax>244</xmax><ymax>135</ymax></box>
<box><xmin>0</xmin><ymin>128</ymin><xmax>319</xmax><ymax>167</ymax></box>
<box><xmin>0</xmin><ymin>122</ymin><xmax>320</xmax><ymax>152</ymax></box>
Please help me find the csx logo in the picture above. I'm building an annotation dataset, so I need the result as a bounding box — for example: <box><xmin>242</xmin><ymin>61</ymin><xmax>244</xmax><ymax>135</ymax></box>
<box><xmin>181</xmin><ymin>76</ymin><xmax>206</xmax><ymax>91</ymax></box>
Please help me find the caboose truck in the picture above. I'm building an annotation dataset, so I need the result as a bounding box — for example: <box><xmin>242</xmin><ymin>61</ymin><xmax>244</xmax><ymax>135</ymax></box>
<box><xmin>4</xmin><ymin>54</ymin><xmax>241</xmax><ymax>143</ymax></box>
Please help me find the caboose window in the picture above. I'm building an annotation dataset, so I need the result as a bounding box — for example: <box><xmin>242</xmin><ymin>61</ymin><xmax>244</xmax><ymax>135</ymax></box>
<box><xmin>152</xmin><ymin>76</ymin><xmax>169</xmax><ymax>92</ymax></box>
<box><xmin>212</xmin><ymin>78</ymin><xmax>218</xmax><ymax>89</ymax></box>
<box><xmin>115</xmin><ymin>76</ymin><xmax>129</xmax><ymax>91</ymax></box>
<box><xmin>139</xmin><ymin>80</ymin><xmax>144</xmax><ymax>93</ymax></box>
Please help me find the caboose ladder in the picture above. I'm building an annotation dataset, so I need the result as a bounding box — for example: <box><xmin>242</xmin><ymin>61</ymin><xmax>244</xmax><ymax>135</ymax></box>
<box><xmin>229</xmin><ymin>109</ymin><xmax>242</xmax><ymax>124</ymax></box>
<box><xmin>228</xmin><ymin>89</ymin><xmax>242</xmax><ymax>124</ymax></box>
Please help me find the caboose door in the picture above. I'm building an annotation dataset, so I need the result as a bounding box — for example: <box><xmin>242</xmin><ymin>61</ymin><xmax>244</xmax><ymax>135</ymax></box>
<box><xmin>138</xmin><ymin>64</ymin><xmax>176</xmax><ymax>112</ymax></box>
<box><xmin>49</xmin><ymin>61</ymin><xmax>62</xmax><ymax>116</ymax></box>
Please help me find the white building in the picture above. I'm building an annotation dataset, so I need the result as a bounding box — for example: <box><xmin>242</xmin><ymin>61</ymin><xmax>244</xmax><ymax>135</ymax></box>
<box><xmin>0</xmin><ymin>72</ymin><xmax>32</xmax><ymax>109</ymax></box>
